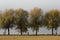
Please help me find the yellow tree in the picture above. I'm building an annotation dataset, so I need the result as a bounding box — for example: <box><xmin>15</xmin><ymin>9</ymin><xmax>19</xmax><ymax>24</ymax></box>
<box><xmin>15</xmin><ymin>8</ymin><xmax>28</xmax><ymax>35</ymax></box>
<box><xmin>29</xmin><ymin>7</ymin><xmax>42</xmax><ymax>35</ymax></box>
<box><xmin>49</xmin><ymin>9</ymin><xmax>59</xmax><ymax>35</ymax></box>
<box><xmin>44</xmin><ymin>9</ymin><xmax>59</xmax><ymax>35</ymax></box>
<box><xmin>0</xmin><ymin>14</ymin><xmax>4</xmax><ymax>28</ymax></box>
<box><xmin>2</xmin><ymin>9</ymin><xmax>14</xmax><ymax>35</ymax></box>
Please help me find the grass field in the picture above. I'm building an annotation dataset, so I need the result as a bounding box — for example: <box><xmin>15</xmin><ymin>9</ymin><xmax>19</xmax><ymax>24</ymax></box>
<box><xmin>0</xmin><ymin>35</ymin><xmax>60</xmax><ymax>40</ymax></box>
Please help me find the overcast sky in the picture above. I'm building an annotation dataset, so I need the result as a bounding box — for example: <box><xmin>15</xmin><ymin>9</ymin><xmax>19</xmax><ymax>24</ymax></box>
<box><xmin>0</xmin><ymin>0</ymin><xmax>60</xmax><ymax>11</ymax></box>
<box><xmin>0</xmin><ymin>0</ymin><xmax>60</xmax><ymax>34</ymax></box>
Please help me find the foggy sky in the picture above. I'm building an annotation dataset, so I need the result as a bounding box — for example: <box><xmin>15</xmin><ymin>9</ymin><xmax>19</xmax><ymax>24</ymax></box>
<box><xmin>0</xmin><ymin>0</ymin><xmax>60</xmax><ymax>11</ymax></box>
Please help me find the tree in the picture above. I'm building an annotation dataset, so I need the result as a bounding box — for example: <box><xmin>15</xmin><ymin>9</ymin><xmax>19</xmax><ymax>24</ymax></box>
<box><xmin>0</xmin><ymin>14</ymin><xmax>6</xmax><ymax>35</ymax></box>
<box><xmin>2</xmin><ymin>9</ymin><xmax>14</xmax><ymax>35</ymax></box>
<box><xmin>44</xmin><ymin>12</ymin><xmax>54</xmax><ymax>35</ymax></box>
<box><xmin>15</xmin><ymin>8</ymin><xmax>28</xmax><ymax>35</ymax></box>
<box><xmin>49</xmin><ymin>9</ymin><xmax>59</xmax><ymax>35</ymax></box>
<box><xmin>29</xmin><ymin>7</ymin><xmax>42</xmax><ymax>35</ymax></box>
<box><xmin>0</xmin><ymin>14</ymin><xmax>4</xmax><ymax>28</ymax></box>
<box><xmin>44</xmin><ymin>9</ymin><xmax>59</xmax><ymax>35</ymax></box>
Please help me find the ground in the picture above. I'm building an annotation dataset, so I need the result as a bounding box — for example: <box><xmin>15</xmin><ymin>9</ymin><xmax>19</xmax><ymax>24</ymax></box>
<box><xmin>0</xmin><ymin>35</ymin><xmax>60</xmax><ymax>40</ymax></box>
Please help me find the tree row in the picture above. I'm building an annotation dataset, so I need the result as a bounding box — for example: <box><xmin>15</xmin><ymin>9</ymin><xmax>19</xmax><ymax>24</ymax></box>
<box><xmin>0</xmin><ymin>7</ymin><xmax>60</xmax><ymax>35</ymax></box>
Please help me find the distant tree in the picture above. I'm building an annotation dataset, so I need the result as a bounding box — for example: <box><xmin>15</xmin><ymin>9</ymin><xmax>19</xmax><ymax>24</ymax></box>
<box><xmin>0</xmin><ymin>14</ymin><xmax>4</xmax><ymax>28</ymax></box>
<box><xmin>2</xmin><ymin>9</ymin><xmax>14</xmax><ymax>35</ymax></box>
<box><xmin>29</xmin><ymin>7</ymin><xmax>42</xmax><ymax>35</ymax></box>
<box><xmin>44</xmin><ymin>9</ymin><xmax>59</xmax><ymax>35</ymax></box>
<box><xmin>44</xmin><ymin>12</ymin><xmax>53</xmax><ymax>35</ymax></box>
<box><xmin>15</xmin><ymin>8</ymin><xmax>28</xmax><ymax>35</ymax></box>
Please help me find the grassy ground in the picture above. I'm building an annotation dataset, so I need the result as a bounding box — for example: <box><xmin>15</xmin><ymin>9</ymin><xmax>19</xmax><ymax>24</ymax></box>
<box><xmin>0</xmin><ymin>35</ymin><xmax>60</xmax><ymax>40</ymax></box>
<box><xmin>0</xmin><ymin>34</ymin><xmax>60</xmax><ymax>40</ymax></box>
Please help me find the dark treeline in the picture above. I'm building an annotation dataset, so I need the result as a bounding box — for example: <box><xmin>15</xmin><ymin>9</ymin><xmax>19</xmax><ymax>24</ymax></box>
<box><xmin>0</xmin><ymin>7</ymin><xmax>60</xmax><ymax>36</ymax></box>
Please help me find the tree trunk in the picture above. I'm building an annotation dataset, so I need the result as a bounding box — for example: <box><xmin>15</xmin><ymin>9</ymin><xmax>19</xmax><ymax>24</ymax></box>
<box><xmin>52</xmin><ymin>27</ymin><xmax>53</xmax><ymax>35</ymax></box>
<box><xmin>8</xmin><ymin>28</ymin><xmax>10</xmax><ymax>35</ymax></box>
<box><xmin>36</xmin><ymin>29</ymin><xmax>38</xmax><ymax>36</ymax></box>
<box><xmin>21</xmin><ymin>27</ymin><xmax>22</xmax><ymax>35</ymax></box>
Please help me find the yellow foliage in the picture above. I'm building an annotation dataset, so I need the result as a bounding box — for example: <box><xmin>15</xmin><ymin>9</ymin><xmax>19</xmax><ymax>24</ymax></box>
<box><xmin>16</xmin><ymin>8</ymin><xmax>24</xmax><ymax>19</ymax></box>
<box><xmin>45</xmin><ymin>9</ymin><xmax>59</xmax><ymax>29</ymax></box>
<box><xmin>49</xmin><ymin>9</ymin><xmax>58</xmax><ymax>18</ymax></box>
<box><xmin>3</xmin><ymin>9</ymin><xmax>14</xmax><ymax>17</ymax></box>
<box><xmin>30</xmin><ymin>7</ymin><xmax>41</xmax><ymax>17</ymax></box>
<box><xmin>2</xmin><ymin>9</ymin><xmax>14</xmax><ymax>27</ymax></box>
<box><xmin>0</xmin><ymin>14</ymin><xmax>4</xmax><ymax>28</ymax></box>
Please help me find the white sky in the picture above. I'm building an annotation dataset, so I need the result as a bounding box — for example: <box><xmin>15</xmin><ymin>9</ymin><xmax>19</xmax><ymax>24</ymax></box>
<box><xmin>0</xmin><ymin>0</ymin><xmax>60</xmax><ymax>34</ymax></box>
<box><xmin>0</xmin><ymin>0</ymin><xmax>60</xmax><ymax>11</ymax></box>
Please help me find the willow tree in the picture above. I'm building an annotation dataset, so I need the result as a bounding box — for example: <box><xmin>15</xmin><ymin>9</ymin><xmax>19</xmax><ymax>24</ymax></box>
<box><xmin>29</xmin><ymin>7</ymin><xmax>42</xmax><ymax>35</ymax></box>
<box><xmin>15</xmin><ymin>8</ymin><xmax>28</xmax><ymax>35</ymax></box>
<box><xmin>44</xmin><ymin>9</ymin><xmax>59</xmax><ymax>35</ymax></box>
<box><xmin>2</xmin><ymin>9</ymin><xmax>14</xmax><ymax>35</ymax></box>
